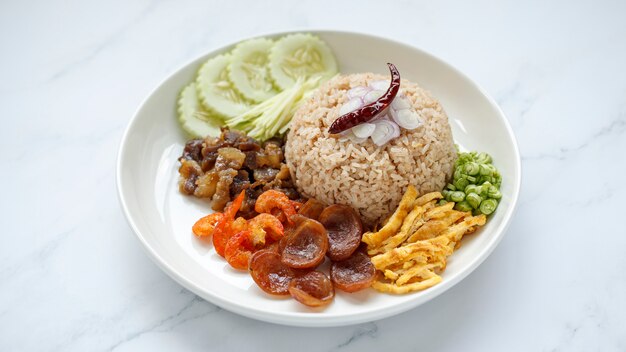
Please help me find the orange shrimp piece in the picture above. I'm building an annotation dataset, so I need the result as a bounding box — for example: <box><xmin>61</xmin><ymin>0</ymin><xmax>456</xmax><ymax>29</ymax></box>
<box><xmin>255</xmin><ymin>190</ymin><xmax>297</xmax><ymax>224</ymax></box>
<box><xmin>248</xmin><ymin>213</ymin><xmax>284</xmax><ymax>246</ymax></box>
<box><xmin>192</xmin><ymin>213</ymin><xmax>224</xmax><ymax>237</ymax></box>
<box><xmin>213</xmin><ymin>191</ymin><xmax>246</xmax><ymax>257</ymax></box>
<box><xmin>225</xmin><ymin>190</ymin><xmax>246</xmax><ymax>219</ymax></box>
<box><xmin>224</xmin><ymin>230</ymin><xmax>255</xmax><ymax>270</ymax></box>
<box><xmin>231</xmin><ymin>217</ymin><xmax>248</xmax><ymax>234</ymax></box>
<box><xmin>212</xmin><ymin>224</ymin><xmax>229</xmax><ymax>257</ymax></box>
<box><xmin>271</xmin><ymin>209</ymin><xmax>287</xmax><ymax>224</ymax></box>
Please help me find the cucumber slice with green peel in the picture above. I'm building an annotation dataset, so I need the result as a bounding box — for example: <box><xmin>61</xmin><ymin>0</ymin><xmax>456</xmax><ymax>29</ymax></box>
<box><xmin>178</xmin><ymin>82</ymin><xmax>223</xmax><ymax>138</ymax></box>
<box><xmin>268</xmin><ymin>34</ymin><xmax>338</xmax><ymax>90</ymax></box>
<box><xmin>196</xmin><ymin>54</ymin><xmax>253</xmax><ymax>118</ymax></box>
<box><xmin>228</xmin><ymin>38</ymin><xmax>279</xmax><ymax>103</ymax></box>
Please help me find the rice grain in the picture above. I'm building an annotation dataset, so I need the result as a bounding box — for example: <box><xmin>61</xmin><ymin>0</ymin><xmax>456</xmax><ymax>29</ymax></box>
<box><xmin>285</xmin><ymin>73</ymin><xmax>456</xmax><ymax>227</ymax></box>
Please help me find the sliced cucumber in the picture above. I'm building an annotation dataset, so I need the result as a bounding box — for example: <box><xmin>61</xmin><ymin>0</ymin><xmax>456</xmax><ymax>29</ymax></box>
<box><xmin>178</xmin><ymin>82</ymin><xmax>222</xmax><ymax>138</ymax></box>
<box><xmin>268</xmin><ymin>34</ymin><xmax>338</xmax><ymax>90</ymax></box>
<box><xmin>196</xmin><ymin>54</ymin><xmax>252</xmax><ymax>118</ymax></box>
<box><xmin>228</xmin><ymin>38</ymin><xmax>278</xmax><ymax>103</ymax></box>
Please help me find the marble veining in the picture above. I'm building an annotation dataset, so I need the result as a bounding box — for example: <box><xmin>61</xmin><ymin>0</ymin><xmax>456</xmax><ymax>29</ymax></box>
<box><xmin>1</xmin><ymin>0</ymin><xmax>625</xmax><ymax>351</ymax></box>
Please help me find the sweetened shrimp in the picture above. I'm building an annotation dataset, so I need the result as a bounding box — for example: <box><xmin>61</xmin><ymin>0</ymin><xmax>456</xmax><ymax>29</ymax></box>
<box><xmin>255</xmin><ymin>190</ymin><xmax>297</xmax><ymax>223</ymax></box>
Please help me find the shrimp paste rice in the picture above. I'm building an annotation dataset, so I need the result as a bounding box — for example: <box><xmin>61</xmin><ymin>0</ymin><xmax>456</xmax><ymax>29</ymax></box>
<box><xmin>285</xmin><ymin>73</ymin><xmax>457</xmax><ymax>227</ymax></box>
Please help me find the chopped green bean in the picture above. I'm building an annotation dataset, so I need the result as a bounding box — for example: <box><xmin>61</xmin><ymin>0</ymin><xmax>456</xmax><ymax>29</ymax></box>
<box><xmin>464</xmin><ymin>162</ymin><xmax>480</xmax><ymax>175</ymax></box>
<box><xmin>476</xmin><ymin>152</ymin><xmax>492</xmax><ymax>164</ymax></box>
<box><xmin>455</xmin><ymin>201</ymin><xmax>473</xmax><ymax>212</ymax></box>
<box><xmin>446</xmin><ymin>149</ymin><xmax>502</xmax><ymax>216</ymax></box>
<box><xmin>479</xmin><ymin>199</ymin><xmax>498</xmax><ymax>215</ymax></box>
<box><xmin>454</xmin><ymin>178</ymin><xmax>469</xmax><ymax>191</ymax></box>
<box><xmin>479</xmin><ymin>164</ymin><xmax>495</xmax><ymax>176</ymax></box>
<box><xmin>464</xmin><ymin>175</ymin><xmax>477</xmax><ymax>183</ymax></box>
<box><xmin>450</xmin><ymin>191</ymin><xmax>465</xmax><ymax>202</ymax></box>
<box><xmin>479</xmin><ymin>183</ymin><xmax>491</xmax><ymax>197</ymax></box>
<box><xmin>489</xmin><ymin>189</ymin><xmax>502</xmax><ymax>199</ymax></box>
<box><xmin>465</xmin><ymin>184</ymin><xmax>479</xmax><ymax>195</ymax></box>
<box><xmin>466</xmin><ymin>193</ymin><xmax>482</xmax><ymax>209</ymax></box>
<box><xmin>486</xmin><ymin>185</ymin><xmax>500</xmax><ymax>198</ymax></box>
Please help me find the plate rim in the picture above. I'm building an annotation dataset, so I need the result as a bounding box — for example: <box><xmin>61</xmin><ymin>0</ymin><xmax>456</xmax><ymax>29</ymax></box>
<box><xmin>116</xmin><ymin>28</ymin><xmax>522</xmax><ymax>327</ymax></box>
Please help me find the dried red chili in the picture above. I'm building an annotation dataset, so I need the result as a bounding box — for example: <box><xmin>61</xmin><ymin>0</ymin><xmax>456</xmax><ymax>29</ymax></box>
<box><xmin>328</xmin><ymin>63</ymin><xmax>401</xmax><ymax>134</ymax></box>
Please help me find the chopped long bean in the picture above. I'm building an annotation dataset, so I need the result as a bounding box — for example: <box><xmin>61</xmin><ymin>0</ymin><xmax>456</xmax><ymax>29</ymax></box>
<box><xmin>443</xmin><ymin>150</ymin><xmax>503</xmax><ymax>215</ymax></box>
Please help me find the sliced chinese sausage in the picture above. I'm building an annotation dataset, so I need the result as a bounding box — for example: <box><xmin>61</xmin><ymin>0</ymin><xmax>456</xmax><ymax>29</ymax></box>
<box><xmin>288</xmin><ymin>271</ymin><xmax>335</xmax><ymax>307</ymax></box>
<box><xmin>286</xmin><ymin>214</ymin><xmax>309</xmax><ymax>231</ymax></box>
<box><xmin>278</xmin><ymin>214</ymin><xmax>309</xmax><ymax>253</ymax></box>
<box><xmin>318</xmin><ymin>204</ymin><xmax>363</xmax><ymax>261</ymax></box>
<box><xmin>264</xmin><ymin>241</ymin><xmax>281</xmax><ymax>253</ymax></box>
<box><xmin>280</xmin><ymin>218</ymin><xmax>329</xmax><ymax>269</ymax></box>
<box><xmin>330</xmin><ymin>249</ymin><xmax>375</xmax><ymax>293</ymax></box>
<box><xmin>297</xmin><ymin>198</ymin><xmax>326</xmax><ymax>221</ymax></box>
<box><xmin>249</xmin><ymin>249</ymin><xmax>298</xmax><ymax>295</ymax></box>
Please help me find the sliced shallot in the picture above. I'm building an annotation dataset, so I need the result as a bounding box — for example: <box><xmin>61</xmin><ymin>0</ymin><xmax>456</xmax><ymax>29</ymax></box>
<box><xmin>390</xmin><ymin>108</ymin><xmax>422</xmax><ymax>130</ymax></box>
<box><xmin>372</xmin><ymin>112</ymin><xmax>392</xmax><ymax>122</ymax></box>
<box><xmin>339</xmin><ymin>97</ymin><xmax>364</xmax><ymax>116</ymax></box>
<box><xmin>351</xmin><ymin>123</ymin><xmax>376</xmax><ymax>139</ymax></box>
<box><xmin>348</xmin><ymin>133</ymin><xmax>367</xmax><ymax>144</ymax></box>
<box><xmin>369</xmin><ymin>80</ymin><xmax>390</xmax><ymax>91</ymax></box>
<box><xmin>363</xmin><ymin>89</ymin><xmax>385</xmax><ymax>105</ymax></box>
<box><xmin>329</xmin><ymin>63</ymin><xmax>401</xmax><ymax>134</ymax></box>
<box><xmin>391</xmin><ymin>95</ymin><xmax>411</xmax><ymax>110</ymax></box>
<box><xmin>337</xmin><ymin>130</ymin><xmax>351</xmax><ymax>142</ymax></box>
<box><xmin>371</xmin><ymin>120</ymin><xmax>401</xmax><ymax>146</ymax></box>
<box><xmin>338</xmin><ymin>129</ymin><xmax>367</xmax><ymax>144</ymax></box>
<box><xmin>347</xmin><ymin>86</ymin><xmax>370</xmax><ymax>99</ymax></box>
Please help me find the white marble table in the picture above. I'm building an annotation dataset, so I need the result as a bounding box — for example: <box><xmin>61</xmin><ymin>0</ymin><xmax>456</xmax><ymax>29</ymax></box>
<box><xmin>2</xmin><ymin>0</ymin><xmax>625</xmax><ymax>350</ymax></box>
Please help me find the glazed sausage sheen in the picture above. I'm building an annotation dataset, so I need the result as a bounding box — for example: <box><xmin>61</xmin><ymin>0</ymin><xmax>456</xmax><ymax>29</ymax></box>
<box><xmin>288</xmin><ymin>271</ymin><xmax>335</xmax><ymax>307</ymax></box>
<box><xmin>330</xmin><ymin>249</ymin><xmax>376</xmax><ymax>293</ymax></box>
<box><xmin>318</xmin><ymin>204</ymin><xmax>363</xmax><ymax>261</ymax></box>
<box><xmin>280</xmin><ymin>218</ymin><xmax>329</xmax><ymax>269</ymax></box>
<box><xmin>249</xmin><ymin>249</ymin><xmax>299</xmax><ymax>295</ymax></box>
<box><xmin>297</xmin><ymin>198</ymin><xmax>326</xmax><ymax>221</ymax></box>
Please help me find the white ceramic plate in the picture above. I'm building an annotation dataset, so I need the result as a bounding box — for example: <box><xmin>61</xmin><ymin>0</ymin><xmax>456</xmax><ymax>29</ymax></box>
<box><xmin>117</xmin><ymin>30</ymin><xmax>521</xmax><ymax>327</ymax></box>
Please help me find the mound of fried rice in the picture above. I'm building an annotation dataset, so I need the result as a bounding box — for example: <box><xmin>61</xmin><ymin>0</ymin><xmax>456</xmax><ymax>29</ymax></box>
<box><xmin>285</xmin><ymin>73</ymin><xmax>457</xmax><ymax>227</ymax></box>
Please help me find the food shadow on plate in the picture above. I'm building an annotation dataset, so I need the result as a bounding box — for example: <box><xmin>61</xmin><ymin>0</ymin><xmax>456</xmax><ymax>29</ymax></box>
<box><xmin>245</xmin><ymin>283</ymin><xmax>335</xmax><ymax>313</ymax></box>
<box><xmin>222</xmin><ymin>263</ymin><xmax>253</xmax><ymax>276</ymax></box>
<box><xmin>190</xmin><ymin>230</ymin><xmax>213</xmax><ymax>256</ymax></box>
<box><xmin>335</xmin><ymin>287</ymin><xmax>378</xmax><ymax>304</ymax></box>
<box><xmin>245</xmin><ymin>283</ymin><xmax>291</xmax><ymax>301</ymax></box>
